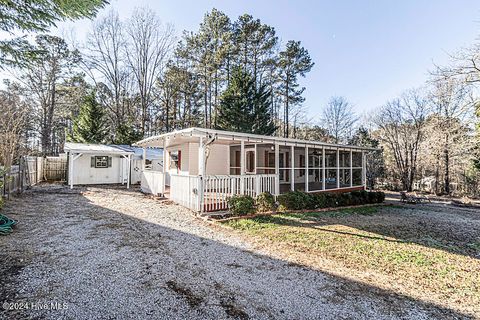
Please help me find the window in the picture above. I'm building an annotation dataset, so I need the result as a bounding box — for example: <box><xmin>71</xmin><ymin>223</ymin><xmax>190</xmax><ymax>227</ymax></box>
<box><xmin>169</xmin><ymin>150</ymin><xmax>182</xmax><ymax>171</ymax></box>
<box><xmin>95</xmin><ymin>156</ymin><xmax>108</xmax><ymax>168</ymax></box>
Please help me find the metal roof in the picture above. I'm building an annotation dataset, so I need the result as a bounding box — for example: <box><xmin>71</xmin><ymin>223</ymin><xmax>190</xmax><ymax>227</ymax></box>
<box><xmin>64</xmin><ymin>143</ymin><xmax>135</xmax><ymax>155</ymax></box>
<box><xmin>134</xmin><ymin>127</ymin><xmax>377</xmax><ymax>151</ymax></box>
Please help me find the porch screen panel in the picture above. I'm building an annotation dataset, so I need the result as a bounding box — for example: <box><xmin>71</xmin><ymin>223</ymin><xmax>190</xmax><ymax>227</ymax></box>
<box><xmin>293</xmin><ymin>147</ymin><xmax>306</xmax><ymax>191</ymax></box>
<box><xmin>339</xmin><ymin>150</ymin><xmax>351</xmax><ymax>188</ymax></box>
<box><xmin>352</xmin><ymin>151</ymin><xmax>363</xmax><ymax>186</ymax></box>
<box><xmin>325</xmin><ymin>149</ymin><xmax>337</xmax><ymax>189</ymax></box>
<box><xmin>307</xmin><ymin>147</ymin><xmax>323</xmax><ymax>191</ymax></box>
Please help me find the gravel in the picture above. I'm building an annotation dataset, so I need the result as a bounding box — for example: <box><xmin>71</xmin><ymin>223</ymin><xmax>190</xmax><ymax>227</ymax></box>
<box><xmin>0</xmin><ymin>184</ymin><xmax>468</xmax><ymax>319</ymax></box>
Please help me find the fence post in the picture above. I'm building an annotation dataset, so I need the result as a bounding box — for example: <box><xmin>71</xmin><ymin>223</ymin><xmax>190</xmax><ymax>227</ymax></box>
<box><xmin>20</xmin><ymin>157</ymin><xmax>24</xmax><ymax>193</ymax></box>
<box><xmin>198</xmin><ymin>176</ymin><xmax>204</xmax><ymax>213</ymax></box>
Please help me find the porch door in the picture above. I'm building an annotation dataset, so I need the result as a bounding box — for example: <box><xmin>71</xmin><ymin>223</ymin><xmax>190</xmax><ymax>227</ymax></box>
<box><xmin>245</xmin><ymin>148</ymin><xmax>255</xmax><ymax>174</ymax></box>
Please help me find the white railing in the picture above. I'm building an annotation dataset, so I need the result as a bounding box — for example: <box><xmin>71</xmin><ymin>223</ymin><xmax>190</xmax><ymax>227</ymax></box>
<box><xmin>141</xmin><ymin>171</ymin><xmax>164</xmax><ymax>195</ymax></box>
<box><xmin>170</xmin><ymin>174</ymin><xmax>201</xmax><ymax>211</ymax></box>
<box><xmin>202</xmin><ymin>174</ymin><xmax>277</xmax><ymax>212</ymax></box>
<box><xmin>141</xmin><ymin>172</ymin><xmax>277</xmax><ymax>212</ymax></box>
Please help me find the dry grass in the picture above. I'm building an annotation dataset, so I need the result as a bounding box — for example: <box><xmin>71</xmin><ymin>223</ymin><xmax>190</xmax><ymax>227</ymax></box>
<box><xmin>222</xmin><ymin>205</ymin><xmax>480</xmax><ymax>317</ymax></box>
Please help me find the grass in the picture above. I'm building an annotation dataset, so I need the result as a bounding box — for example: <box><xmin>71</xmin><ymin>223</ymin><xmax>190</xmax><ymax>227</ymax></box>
<box><xmin>222</xmin><ymin>205</ymin><xmax>480</xmax><ymax>315</ymax></box>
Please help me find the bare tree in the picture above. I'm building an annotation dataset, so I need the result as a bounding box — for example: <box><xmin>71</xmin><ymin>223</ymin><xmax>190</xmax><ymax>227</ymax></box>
<box><xmin>428</xmin><ymin>77</ymin><xmax>475</xmax><ymax>194</ymax></box>
<box><xmin>125</xmin><ymin>7</ymin><xmax>175</xmax><ymax>136</ymax></box>
<box><xmin>373</xmin><ymin>89</ymin><xmax>429</xmax><ymax>191</ymax></box>
<box><xmin>322</xmin><ymin>96</ymin><xmax>358</xmax><ymax>143</ymax></box>
<box><xmin>83</xmin><ymin>10</ymin><xmax>130</xmax><ymax>134</ymax></box>
<box><xmin>0</xmin><ymin>88</ymin><xmax>29</xmax><ymax>169</ymax></box>
<box><xmin>16</xmin><ymin>35</ymin><xmax>77</xmax><ymax>155</ymax></box>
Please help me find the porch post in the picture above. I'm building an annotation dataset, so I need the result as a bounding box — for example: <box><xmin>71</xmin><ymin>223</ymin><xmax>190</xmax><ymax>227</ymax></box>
<box><xmin>198</xmin><ymin>136</ymin><xmax>205</xmax><ymax>212</ymax></box>
<box><xmin>275</xmin><ymin>143</ymin><xmax>280</xmax><ymax>195</ymax></box>
<box><xmin>126</xmin><ymin>154</ymin><xmax>131</xmax><ymax>189</ymax></box>
<box><xmin>69</xmin><ymin>152</ymin><xmax>73</xmax><ymax>189</ymax></box>
<box><xmin>362</xmin><ymin>151</ymin><xmax>367</xmax><ymax>190</ymax></box>
<box><xmin>290</xmin><ymin>145</ymin><xmax>294</xmax><ymax>191</ymax></box>
<box><xmin>254</xmin><ymin>143</ymin><xmax>257</xmax><ymax>174</ymax></box>
<box><xmin>240</xmin><ymin>140</ymin><xmax>245</xmax><ymax>194</ymax></box>
<box><xmin>350</xmin><ymin>149</ymin><xmax>353</xmax><ymax>188</ymax></box>
<box><xmin>162</xmin><ymin>137</ymin><xmax>167</xmax><ymax>194</ymax></box>
<box><xmin>322</xmin><ymin>147</ymin><xmax>326</xmax><ymax>190</ymax></box>
<box><xmin>198</xmin><ymin>136</ymin><xmax>205</xmax><ymax>176</ymax></box>
<box><xmin>305</xmin><ymin>146</ymin><xmax>309</xmax><ymax>192</ymax></box>
<box><xmin>336</xmin><ymin>148</ymin><xmax>340</xmax><ymax>189</ymax></box>
<box><xmin>142</xmin><ymin>147</ymin><xmax>147</xmax><ymax>170</ymax></box>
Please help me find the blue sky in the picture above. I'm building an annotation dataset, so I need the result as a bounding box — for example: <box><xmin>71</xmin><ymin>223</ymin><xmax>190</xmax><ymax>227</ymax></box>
<box><xmin>31</xmin><ymin>1</ymin><xmax>480</xmax><ymax>119</ymax></box>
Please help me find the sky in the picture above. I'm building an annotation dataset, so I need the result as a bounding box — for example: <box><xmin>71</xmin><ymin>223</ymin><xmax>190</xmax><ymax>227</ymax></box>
<box><xmin>10</xmin><ymin>0</ymin><xmax>480</xmax><ymax>121</ymax></box>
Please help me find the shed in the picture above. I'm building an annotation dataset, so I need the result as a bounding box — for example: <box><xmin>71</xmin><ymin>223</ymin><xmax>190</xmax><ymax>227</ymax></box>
<box><xmin>64</xmin><ymin>143</ymin><xmax>135</xmax><ymax>188</ymax></box>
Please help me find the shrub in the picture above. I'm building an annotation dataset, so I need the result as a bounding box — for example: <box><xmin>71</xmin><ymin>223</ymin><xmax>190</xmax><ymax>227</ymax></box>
<box><xmin>277</xmin><ymin>191</ymin><xmax>310</xmax><ymax>211</ymax></box>
<box><xmin>376</xmin><ymin>191</ymin><xmax>386</xmax><ymax>203</ymax></box>
<box><xmin>227</xmin><ymin>195</ymin><xmax>256</xmax><ymax>216</ymax></box>
<box><xmin>256</xmin><ymin>192</ymin><xmax>276</xmax><ymax>212</ymax></box>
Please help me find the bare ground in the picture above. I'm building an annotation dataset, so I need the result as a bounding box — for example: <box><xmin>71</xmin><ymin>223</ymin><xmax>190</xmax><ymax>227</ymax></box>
<box><xmin>0</xmin><ymin>184</ymin><xmax>474</xmax><ymax>319</ymax></box>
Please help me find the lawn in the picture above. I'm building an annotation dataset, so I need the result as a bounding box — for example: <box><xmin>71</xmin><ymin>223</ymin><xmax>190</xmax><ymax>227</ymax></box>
<box><xmin>222</xmin><ymin>204</ymin><xmax>480</xmax><ymax>317</ymax></box>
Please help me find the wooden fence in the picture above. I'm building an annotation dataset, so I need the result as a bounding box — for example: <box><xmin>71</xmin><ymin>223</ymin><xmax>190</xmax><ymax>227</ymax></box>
<box><xmin>0</xmin><ymin>156</ymin><xmax>67</xmax><ymax>199</ymax></box>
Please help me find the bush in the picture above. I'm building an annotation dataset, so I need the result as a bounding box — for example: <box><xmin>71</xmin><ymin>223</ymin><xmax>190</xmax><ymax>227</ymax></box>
<box><xmin>275</xmin><ymin>190</ymin><xmax>385</xmax><ymax>212</ymax></box>
<box><xmin>256</xmin><ymin>192</ymin><xmax>276</xmax><ymax>212</ymax></box>
<box><xmin>227</xmin><ymin>195</ymin><xmax>256</xmax><ymax>216</ymax></box>
<box><xmin>277</xmin><ymin>191</ymin><xmax>310</xmax><ymax>211</ymax></box>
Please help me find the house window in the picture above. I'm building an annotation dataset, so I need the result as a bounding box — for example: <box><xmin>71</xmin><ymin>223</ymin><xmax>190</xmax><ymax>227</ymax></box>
<box><xmin>95</xmin><ymin>156</ymin><xmax>108</xmax><ymax>168</ymax></box>
<box><xmin>169</xmin><ymin>150</ymin><xmax>182</xmax><ymax>171</ymax></box>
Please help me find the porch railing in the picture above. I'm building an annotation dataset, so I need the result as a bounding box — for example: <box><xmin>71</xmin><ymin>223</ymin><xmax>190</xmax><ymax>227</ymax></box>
<box><xmin>142</xmin><ymin>172</ymin><xmax>277</xmax><ymax>212</ymax></box>
<box><xmin>202</xmin><ymin>174</ymin><xmax>277</xmax><ymax>212</ymax></box>
<box><xmin>141</xmin><ymin>171</ymin><xmax>164</xmax><ymax>195</ymax></box>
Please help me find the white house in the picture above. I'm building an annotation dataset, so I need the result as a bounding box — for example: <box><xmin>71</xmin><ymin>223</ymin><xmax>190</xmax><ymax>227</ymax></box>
<box><xmin>135</xmin><ymin>127</ymin><xmax>374</xmax><ymax>212</ymax></box>
<box><xmin>64</xmin><ymin>143</ymin><xmax>163</xmax><ymax>188</ymax></box>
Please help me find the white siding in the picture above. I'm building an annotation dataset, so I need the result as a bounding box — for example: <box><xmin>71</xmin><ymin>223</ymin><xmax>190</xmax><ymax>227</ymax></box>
<box><xmin>72</xmin><ymin>155</ymin><xmax>125</xmax><ymax>185</ymax></box>
<box><xmin>186</xmin><ymin>142</ymin><xmax>229</xmax><ymax>175</ymax></box>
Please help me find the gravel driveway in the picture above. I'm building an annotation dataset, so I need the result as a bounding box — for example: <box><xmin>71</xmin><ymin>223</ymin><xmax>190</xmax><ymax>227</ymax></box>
<box><xmin>0</xmin><ymin>185</ymin><xmax>468</xmax><ymax>319</ymax></box>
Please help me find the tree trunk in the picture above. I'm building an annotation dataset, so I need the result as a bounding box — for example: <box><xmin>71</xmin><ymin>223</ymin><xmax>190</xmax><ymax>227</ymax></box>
<box><xmin>444</xmin><ymin>133</ymin><xmax>450</xmax><ymax>195</ymax></box>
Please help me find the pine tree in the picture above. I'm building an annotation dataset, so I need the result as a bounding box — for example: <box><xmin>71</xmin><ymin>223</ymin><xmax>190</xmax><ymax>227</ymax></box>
<box><xmin>277</xmin><ymin>40</ymin><xmax>314</xmax><ymax>138</ymax></box>
<box><xmin>69</xmin><ymin>91</ymin><xmax>107</xmax><ymax>144</ymax></box>
<box><xmin>216</xmin><ymin>67</ymin><xmax>276</xmax><ymax>135</ymax></box>
<box><xmin>113</xmin><ymin>121</ymin><xmax>143</xmax><ymax>145</ymax></box>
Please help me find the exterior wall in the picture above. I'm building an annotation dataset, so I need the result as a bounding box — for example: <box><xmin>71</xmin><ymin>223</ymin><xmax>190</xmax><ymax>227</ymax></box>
<box><xmin>71</xmin><ymin>154</ymin><xmax>125</xmax><ymax>185</ymax></box>
<box><xmin>165</xmin><ymin>143</ymin><xmax>190</xmax><ymax>175</ymax></box>
<box><xmin>186</xmin><ymin>142</ymin><xmax>230</xmax><ymax>176</ymax></box>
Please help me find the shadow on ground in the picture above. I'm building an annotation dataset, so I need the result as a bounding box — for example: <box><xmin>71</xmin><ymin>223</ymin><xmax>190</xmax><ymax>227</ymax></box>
<box><xmin>0</xmin><ymin>184</ymin><xmax>474</xmax><ymax>319</ymax></box>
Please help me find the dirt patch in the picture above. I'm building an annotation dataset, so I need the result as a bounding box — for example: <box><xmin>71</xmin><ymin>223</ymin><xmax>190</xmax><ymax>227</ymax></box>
<box><xmin>220</xmin><ymin>296</ymin><xmax>249</xmax><ymax>320</ymax></box>
<box><xmin>166</xmin><ymin>280</ymin><xmax>204</xmax><ymax>308</ymax></box>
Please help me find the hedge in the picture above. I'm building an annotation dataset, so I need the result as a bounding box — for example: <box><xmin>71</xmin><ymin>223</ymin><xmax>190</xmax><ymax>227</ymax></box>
<box><xmin>227</xmin><ymin>190</ymin><xmax>385</xmax><ymax>215</ymax></box>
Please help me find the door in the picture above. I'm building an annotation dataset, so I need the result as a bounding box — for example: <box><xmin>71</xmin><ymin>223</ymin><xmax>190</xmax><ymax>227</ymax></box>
<box><xmin>245</xmin><ymin>148</ymin><xmax>255</xmax><ymax>174</ymax></box>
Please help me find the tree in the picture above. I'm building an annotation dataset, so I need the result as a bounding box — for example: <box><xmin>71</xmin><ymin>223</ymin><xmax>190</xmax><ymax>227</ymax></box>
<box><xmin>373</xmin><ymin>89</ymin><xmax>429</xmax><ymax>191</ymax></box>
<box><xmin>0</xmin><ymin>0</ymin><xmax>108</xmax><ymax>66</ymax></box>
<box><xmin>18</xmin><ymin>35</ymin><xmax>79</xmax><ymax>155</ymax></box>
<box><xmin>113</xmin><ymin>120</ymin><xmax>143</xmax><ymax>145</ymax></box>
<box><xmin>322</xmin><ymin>96</ymin><xmax>358</xmax><ymax>144</ymax></box>
<box><xmin>349</xmin><ymin>127</ymin><xmax>384</xmax><ymax>190</ymax></box>
<box><xmin>69</xmin><ymin>90</ymin><xmax>107</xmax><ymax>143</ymax></box>
<box><xmin>83</xmin><ymin>10</ymin><xmax>130</xmax><ymax>137</ymax></box>
<box><xmin>0</xmin><ymin>85</ymin><xmax>30</xmax><ymax>169</ymax></box>
<box><xmin>277</xmin><ymin>40</ymin><xmax>314</xmax><ymax>138</ymax></box>
<box><xmin>216</xmin><ymin>67</ymin><xmax>276</xmax><ymax>135</ymax></box>
<box><xmin>428</xmin><ymin>77</ymin><xmax>474</xmax><ymax>194</ymax></box>
<box><xmin>126</xmin><ymin>7</ymin><xmax>175</xmax><ymax>136</ymax></box>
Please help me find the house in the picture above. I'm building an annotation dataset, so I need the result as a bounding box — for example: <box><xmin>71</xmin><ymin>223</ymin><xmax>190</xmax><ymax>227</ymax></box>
<box><xmin>134</xmin><ymin>127</ymin><xmax>373</xmax><ymax>212</ymax></box>
<box><xmin>64</xmin><ymin>143</ymin><xmax>163</xmax><ymax>188</ymax></box>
